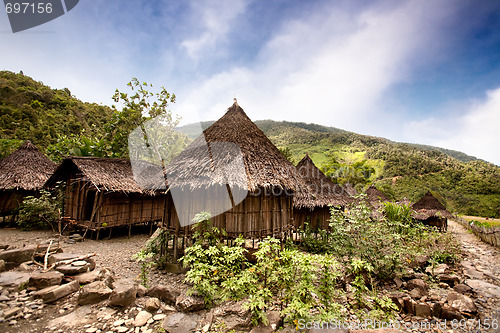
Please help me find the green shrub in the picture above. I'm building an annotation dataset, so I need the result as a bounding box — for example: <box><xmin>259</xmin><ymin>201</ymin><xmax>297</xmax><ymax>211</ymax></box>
<box><xmin>17</xmin><ymin>187</ymin><xmax>62</xmax><ymax>231</ymax></box>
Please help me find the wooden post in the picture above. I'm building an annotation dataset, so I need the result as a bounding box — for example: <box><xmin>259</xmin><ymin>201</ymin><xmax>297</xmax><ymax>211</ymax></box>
<box><xmin>96</xmin><ymin>229</ymin><xmax>100</xmax><ymax>240</ymax></box>
<box><xmin>108</xmin><ymin>227</ymin><xmax>113</xmax><ymax>239</ymax></box>
<box><xmin>128</xmin><ymin>224</ymin><xmax>132</xmax><ymax>238</ymax></box>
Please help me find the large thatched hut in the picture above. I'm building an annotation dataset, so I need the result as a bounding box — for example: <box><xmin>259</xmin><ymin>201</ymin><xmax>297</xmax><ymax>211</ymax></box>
<box><xmin>364</xmin><ymin>185</ymin><xmax>390</xmax><ymax>208</ymax></box>
<box><xmin>163</xmin><ymin>101</ymin><xmax>303</xmax><ymax>240</ymax></box>
<box><xmin>412</xmin><ymin>191</ymin><xmax>452</xmax><ymax>231</ymax></box>
<box><xmin>293</xmin><ymin>154</ymin><xmax>349</xmax><ymax>230</ymax></box>
<box><xmin>45</xmin><ymin>157</ymin><xmax>165</xmax><ymax>236</ymax></box>
<box><xmin>0</xmin><ymin>141</ymin><xmax>56</xmax><ymax>219</ymax></box>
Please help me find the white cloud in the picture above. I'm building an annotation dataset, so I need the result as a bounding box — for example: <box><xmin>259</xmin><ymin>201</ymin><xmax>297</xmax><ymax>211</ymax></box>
<box><xmin>180</xmin><ymin>0</ymin><xmax>248</xmax><ymax>61</ymax></box>
<box><xmin>405</xmin><ymin>88</ymin><xmax>500</xmax><ymax>165</ymax></box>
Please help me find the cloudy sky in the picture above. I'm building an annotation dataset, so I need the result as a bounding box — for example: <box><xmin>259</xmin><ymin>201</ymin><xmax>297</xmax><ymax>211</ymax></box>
<box><xmin>1</xmin><ymin>0</ymin><xmax>500</xmax><ymax>165</ymax></box>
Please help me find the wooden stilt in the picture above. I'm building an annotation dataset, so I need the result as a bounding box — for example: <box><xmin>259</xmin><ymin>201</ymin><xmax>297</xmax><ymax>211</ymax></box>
<box><xmin>172</xmin><ymin>232</ymin><xmax>178</xmax><ymax>263</ymax></box>
<box><xmin>108</xmin><ymin>227</ymin><xmax>113</xmax><ymax>239</ymax></box>
<box><xmin>128</xmin><ymin>224</ymin><xmax>132</xmax><ymax>238</ymax></box>
<box><xmin>96</xmin><ymin>229</ymin><xmax>100</xmax><ymax>240</ymax></box>
<box><xmin>149</xmin><ymin>221</ymin><xmax>154</xmax><ymax>235</ymax></box>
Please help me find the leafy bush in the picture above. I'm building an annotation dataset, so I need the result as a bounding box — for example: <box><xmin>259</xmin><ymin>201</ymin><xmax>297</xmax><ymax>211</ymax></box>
<box><xmin>17</xmin><ymin>187</ymin><xmax>62</xmax><ymax>231</ymax></box>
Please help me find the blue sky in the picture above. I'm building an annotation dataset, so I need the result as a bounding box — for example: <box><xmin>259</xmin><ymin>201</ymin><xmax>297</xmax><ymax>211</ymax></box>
<box><xmin>1</xmin><ymin>0</ymin><xmax>500</xmax><ymax>165</ymax></box>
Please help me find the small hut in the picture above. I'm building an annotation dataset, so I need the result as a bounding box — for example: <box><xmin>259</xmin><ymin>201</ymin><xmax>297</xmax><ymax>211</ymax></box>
<box><xmin>364</xmin><ymin>185</ymin><xmax>390</xmax><ymax>209</ymax></box>
<box><xmin>412</xmin><ymin>191</ymin><xmax>452</xmax><ymax>231</ymax></box>
<box><xmin>163</xmin><ymin>101</ymin><xmax>304</xmax><ymax>240</ymax></box>
<box><xmin>0</xmin><ymin>141</ymin><xmax>56</xmax><ymax>220</ymax></box>
<box><xmin>45</xmin><ymin>157</ymin><xmax>165</xmax><ymax>237</ymax></box>
<box><xmin>293</xmin><ymin>154</ymin><xmax>349</xmax><ymax>230</ymax></box>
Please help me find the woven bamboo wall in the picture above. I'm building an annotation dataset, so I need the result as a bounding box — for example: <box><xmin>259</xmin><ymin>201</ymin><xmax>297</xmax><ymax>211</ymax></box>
<box><xmin>163</xmin><ymin>187</ymin><xmax>294</xmax><ymax>238</ymax></box>
<box><xmin>293</xmin><ymin>206</ymin><xmax>331</xmax><ymax>230</ymax></box>
<box><xmin>0</xmin><ymin>190</ymin><xmax>27</xmax><ymax>215</ymax></box>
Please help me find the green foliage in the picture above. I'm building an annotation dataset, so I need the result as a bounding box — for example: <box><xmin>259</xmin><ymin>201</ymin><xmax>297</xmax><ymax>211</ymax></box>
<box><xmin>278</xmin><ymin>147</ymin><xmax>295</xmax><ymax>164</ymax></box>
<box><xmin>133</xmin><ymin>228</ymin><xmax>171</xmax><ymax>286</ymax></box>
<box><xmin>321</xmin><ymin>155</ymin><xmax>376</xmax><ymax>187</ymax></box>
<box><xmin>17</xmin><ymin>185</ymin><xmax>63</xmax><ymax>231</ymax></box>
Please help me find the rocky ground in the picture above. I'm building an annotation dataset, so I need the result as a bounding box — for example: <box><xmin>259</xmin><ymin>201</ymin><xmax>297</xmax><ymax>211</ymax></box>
<box><xmin>0</xmin><ymin>220</ymin><xmax>499</xmax><ymax>333</ymax></box>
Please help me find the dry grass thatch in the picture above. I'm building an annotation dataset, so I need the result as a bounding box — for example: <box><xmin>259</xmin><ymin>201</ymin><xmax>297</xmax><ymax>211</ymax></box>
<box><xmin>364</xmin><ymin>185</ymin><xmax>390</xmax><ymax>203</ymax></box>
<box><xmin>46</xmin><ymin>157</ymin><xmax>160</xmax><ymax>194</ymax></box>
<box><xmin>412</xmin><ymin>191</ymin><xmax>453</xmax><ymax>219</ymax></box>
<box><xmin>0</xmin><ymin>141</ymin><xmax>56</xmax><ymax>191</ymax></box>
<box><xmin>165</xmin><ymin>102</ymin><xmax>303</xmax><ymax>191</ymax></box>
<box><xmin>293</xmin><ymin>154</ymin><xmax>350</xmax><ymax>209</ymax></box>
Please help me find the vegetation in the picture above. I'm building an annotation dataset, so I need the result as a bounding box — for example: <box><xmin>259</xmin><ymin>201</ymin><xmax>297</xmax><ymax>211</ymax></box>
<box><xmin>181</xmin><ymin>201</ymin><xmax>461</xmax><ymax>327</ymax></box>
<box><xmin>17</xmin><ymin>184</ymin><xmax>64</xmax><ymax>231</ymax></box>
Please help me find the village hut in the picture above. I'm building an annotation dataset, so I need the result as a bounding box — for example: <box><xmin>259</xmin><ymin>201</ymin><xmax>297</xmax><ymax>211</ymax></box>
<box><xmin>45</xmin><ymin>157</ymin><xmax>165</xmax><ymax>237</ymax></box>
<box><xmin>162</xmin><ymin>101</ymin><xmax>304</xmax><ymax>241</ymax></box>
<box><xmin>0</xmin><ymin>141</ymin><xmax>56</xmax><ymax>219</ymax></box>
<box><xmin>364</xmin><ymin>185</ymin><xmax>390</xmax><ymax>208</ymax></box>
<box><xmin>412</xmin><ymin>191</ymin><xmax>452</xmax><ymax>231</ymax></box>
<box><xmin>293</xmin><ymin>153</ymin><xmax>349</xmax><ymax>230</ymax></box>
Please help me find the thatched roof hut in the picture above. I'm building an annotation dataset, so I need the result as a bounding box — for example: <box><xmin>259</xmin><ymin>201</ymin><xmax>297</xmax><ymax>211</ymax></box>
<box><xmin>46</xmin><ymin>157</ymin><xmax>164</xmax><ymax>233</ymax></box>
<box><xmin>163</xmin><ymin>101</ymin><xmax>303</xmax><ymax>238</ymax></box>
<box><xmin>0</xmin><ymin>141</ymin><xmax>56</xmax><ymax>216</ymax></box>
<box><xmin>293</xmin><ymin>154</ymin><xmax>349</xmax><ymax>229</ymax></box>
<box><xmin>412</xmin><ymin>191</ymin><xmax>453</xmax><ymax>220</ymax></box>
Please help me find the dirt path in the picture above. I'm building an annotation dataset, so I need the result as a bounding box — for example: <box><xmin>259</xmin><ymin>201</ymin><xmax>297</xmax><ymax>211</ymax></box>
<box><xmin>447</xmin><ymin>220</ymin><xmax>500</xmax><ymax>331</ymax></box>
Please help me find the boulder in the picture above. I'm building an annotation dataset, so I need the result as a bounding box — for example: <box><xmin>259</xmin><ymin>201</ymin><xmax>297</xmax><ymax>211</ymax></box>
<box><xmin>431</xmin><ymin>302</ymin><xmax>442</xmax><ymax>318</ymax></box>
<box><xmin>34</xmin><ymin>280</ymin><xmax>80</xmax><ymax>303</ymax></box>
<box><xmin>387</xmin><ymin>291</ymin><xmax>405</xmax><ymax>312</ymax></box>
<box><xmin>48</xmin><ymin>253</ymin><xmax>79</xmax><ymax>265</ymax></box>
<box><xmin>414</xmin><ymin>302</ymin><xmax>431</xmax><ymax>318</ymax></box>
<box><xmin>176</xmin><ymin>290</ymin><xmax>205</xmax><ymax>312</ymax></box>
<box><xmin>108</xmin><ymin>279</ymin><xmax>138</xmax><ymax>307</ymax></box>
<box><xmin>406</xmin><ymin>278</ymin><xmax>428</xmax><ymax>296</ymax></box>
<box><xmin>136</xmin><ymin>284</ymin><xmax>147</xmax><ymax>298</ymax></box>
<box><xmin>56</xmin><ymin>262</ymin><xmax>90</xmax><ymax>275</ymax></box>
<box><xmin>0</xmin><ymin>245</ymin><xmax>49</xmax><ymax>266</ymax></box>
<box><xmin>446</xmin><ymin>291</ymin><xmax>477</xmax><ymax>315</ymax></box>
<box><xmin>0</xmin><ymin>271</ymin><xmax>31</xmax><ymax>288</ymax></box>
<box><xmin>466</xmin><ymin>279</ymin><xmax>500</xmax><ymax>299</ymax></box>
<box><xmin>439</xmin><ymin>274</ymin><xmax>460</xmax><ymax>286</ymax></box>
<box><xmin>213</xmin><ymin>300</ymin><xmax>252</xmax><ymax>331</ymax></box>
<box><xmin>408</xmin><ymin>255</ymin><xmax>429</xmax><ymax>269</ymax></box>
<box><xmin>77</xmin><ymin>280</ymin><xmax>113</xmax><ymax>305</ymax></box>
<box><xmin>403</xmin><ymin>297</ymin><xmax>416</xmax><ymax>315</ymax></box>
<box><xmin>146</xmin><ymin>285</ymin><xmax>180</xmax><ymax>304</ymax></box>
<box><xmin>440</xmin><ymin>305</ymin><xmax>464</xmax><ymax>321</ymax></box>
<box><xmin>453</xmin><ymin>283</ymin><xmax>472</xmax><ymax>294</ymax></box>
<box><xmin>425</xmin><ymin>263</ymin><xmax>448</xmax><ymax>275</ymax></box>
<box><xmin>28</xmin><ymin>271</ymin><xmax>64</xmax><ymax>290</ymax></box>
<box><xmin>145</xmin><ymin>297</ymin><xmax>161</xmax><ymax>313</ymax></box>
<box><xmin>162</xmin><ymin>312</ymin><xmax>201</xmax><ymax>333</ymax></box>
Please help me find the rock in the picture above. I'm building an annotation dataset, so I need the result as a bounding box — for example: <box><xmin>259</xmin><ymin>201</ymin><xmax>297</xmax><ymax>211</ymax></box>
<box><xmin>77</xmin><ymin>280</ymin><xmax>113</xmax><ymax>305</ymax></box>
<box><xmin>403</xmin><ymin>297</ymin><xmax>416</xmax><ymax>315</ymax></box>
<box><xmin>0</xmin><ymin>271</ymin><xmax>31</xmax><ymax>287</ymax></box>
<box><xmin>414</xmin><ymin>302</ymin><xmax>431</xmax><ymax>317</ymax></box>
<box><xmin>136</xmin><ymin>284</ymin><xmax>147</xmax><ymax>297</ymax></box>
<box><xmin>176</xmin><ymin>290</ymin><xmax>205</xmax><ymax>312</ymax></box>
<box><xmin>0</xmin><ymin>245</ymin><xmax>48</xmax><ymax>266</ymax></box>
<box><xmin>466</xmin><ymin>279</ymin><xmax>500</xmax><ymax>298</ymax></box>
<box><xmin>133</xmin><ymin>310</ymin><xmax>152</xmax><ymax>327</ymax></box>
<box><xmin>431</xmin><ymin>302</ymin><xmax>442</xmax><ymax>318</ymax></box>
<box><xmin>453</xmin><ymin>283</ymin><xmax>472</xmax><ymax>294</ymax></box>
<box><xmin>108</xmin><ymin>279</ymin><xmax>138</xmax><ymax>307</ymax></box>
<box><xmin>145</xmin><ymin>297</ymin><xmax>161</xmax><ymax>313</ymax></box>
<box><xmin>0</xmin><ymin>259</ymin><xmax>5</xmax><ymax>272</ymax></box>
<box><xmin>440</xmin><ymin>305</ymin><xmax>464</xmax><ymax>321</ymax></box>
<box><xmin>28</xmin><ymin>271</ymin><xmax>63</xmax><ymax>290</ymax></box>
<box><xmin>409</xmin><ymin>288</ymin><xmax>425</xmax><ymax>300</ymax></box>
<box><xmin>146</xmin><ymin>285</ymin><xmax>180</xmax><ymax>304</ymax></box>
<box><xmin>153</xmin><ymin>313</ymin><xmax>166</xmax><ymax>321</ymax></box>
<box><xmin>393</xmin><ymin>276</ymin><xmax>403</xmax><ymax>288</ymax></box>
<box><xmin>425</xmin><ymin>263</ymin><xmax>448</xmax><ymax>275</ymax></box>
<box><xmin>48</xmin><ymin>253</ymin><xmax>79</xmax><ymax>265</ymax></box>
<box><xmin>213</xmin><ymin>300</ymin><xmax>252</xmax><ymax>331</ymax></box>
<box><xmin>409</xmin><ymin>255</ymin><xmax>429</xmax><ymax>269</ymax></box>
<box><xmin>446</xmin><ymin>291</ymin><xmax>477</xmax><ymax>315</ymax></box>
<box><xmin>4</xmin><ymin>306</ymin><xmax>21</xmax><ymax>319</ymax></box>
<box><xmin>34</xmin><ymin>280</ymin><xmax>80</xmax><ymax>303</ymax></box>
<box><xmin>56</xmin><ymin>262</ymin><xmax>90</xmax><ymax>275</ymax></box>
<box><xmin>439</xmin><ymin>274</ymin><xmax>460</xmax><ymax>286</ymax></box>
<box><xmin>162</xmin><ymin>312</ymin><xmax>201</xmax><ymax>333</ymax></box>
<box><xmin>69</xmin><ymin>234</ymin><xmax>84</xmax><ymax>242</ymax></box>
<box><xmin>406</xmin><ymin>279</ymin><xmax>428</xmax><ymax>296</ymax></box>
<box><xmin>387</xmin><ymin>292</ymin><xmax>405</xmax><ymax>312</ymax></box>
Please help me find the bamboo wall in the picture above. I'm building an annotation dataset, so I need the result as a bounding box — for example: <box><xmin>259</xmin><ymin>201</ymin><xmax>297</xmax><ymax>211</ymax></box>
<box><xmin>293</xmin><ymin>206</ymin><xmax>331</xmax><ymax>230</ymax></box>
<box><xmin>163</xmin><ymin>186</ymin><xmax>294</xmax><ymax>238</ymax></box>
<box><xmin>0</xmin><ymin>190</ymin><xmax>30</xmax><ymax>216</ymax></box>
<box><xmin>63</xmin><ymin>176</ymin><xmax>164</xmax><ymax>229</ymax></box>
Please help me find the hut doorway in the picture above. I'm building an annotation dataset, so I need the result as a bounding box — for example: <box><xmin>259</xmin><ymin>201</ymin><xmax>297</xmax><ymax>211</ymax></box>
<box><xmin>83</xmin><ymin>191</ymin><xmax>96</xmax><ymax>221</ymax></box>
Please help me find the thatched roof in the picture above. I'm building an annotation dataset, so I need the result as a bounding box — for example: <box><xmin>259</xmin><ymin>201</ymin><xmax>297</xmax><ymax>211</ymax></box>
<box><xmin>165</xmin><ymin>102</ymin><xmax>303</xmax><ymax>191</ymax></box>
<box><xmin>412</xmin><ymin>191</ymin><xmax>453</xmax><ymax>219</ymax></box>
<box><xmin>293</xmin><ymin>154</ymin><xmax>349</xmax><ymax>209</ymax></box>
<box><xmin>46</xmin><ymin>157</ymin><xmax>160</xmax><ymax>194</ymax></box>
<box><xmin>0</xmin><ymin>141</ymin><xmax>56</xmax><ymax>191</ymax></box>
<box><xmin>364</xmin><ymin>185</ymin><xmax>390</xmax><ymax>203</ymax></box>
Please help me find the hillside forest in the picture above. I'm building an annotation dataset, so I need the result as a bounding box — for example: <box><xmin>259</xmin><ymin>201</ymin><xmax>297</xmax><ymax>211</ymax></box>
<box><xmin>1</xmin><ymin>70</ymin><xmax>499</xmax><ymax>218</ymax></box>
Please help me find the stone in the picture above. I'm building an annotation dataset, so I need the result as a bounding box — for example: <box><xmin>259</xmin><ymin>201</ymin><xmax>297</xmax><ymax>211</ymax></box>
<box><xmin>145</xmin><ymin>297</ymin><xmax>161</xmax><ymax>313</ymax></box>
<box><xmin>453</xmin><ymin>283</ymin><xmax>472</xmax><ymax>294</ymax></box>
<box><xmin>439</xmin><ymin>274</ymin><xmax>460</xmax><ymax>286</ymax></box>
<box><xmin>108</xmin><ymin>279</ymin><xmax>138</xmax><ymax>307</ymax></box>
<box><xmin>176</xmin><ymin>290</ymin><xmax>205</xmax><ymax>312</ymax></box>
<box><xmin>406</xmin><ymin>279</ymin><xmax>428</xmax><ymax>296</ymax></box>
<box><xmin>466</xmin><ymin>279</ymin><xmax>500</xmax><ymax>298</ymax></box>
<box><xmin>153</xmin><ymin>313</ymin><xmax>166</xmax><ymax>321</ymax></box>
<box><xmin>409</xmin><ymin>255</ymin><xmax>429</xmax><ymax>269</ymax></box>
<box><xmin>116</xmin><ymin>326</ymin><xmax>128</xmax><ymax>333</ymax></box>
<box><xmin>0</xmin><ymin>245</ymin><xmax>48</xmax><ymax>266</ymax></box>
<box><xmin>77</xmin><ymin>281</ymin><xmax>113</xmax><ymax>305</ymax></box>
<box><xmin>136</xmin><ymin>284</ymin><xmax>147</xmax><ymax>298</ymax></box>
<box><xmin>0</xmin><ymin>259</ymin><xmax>5</xmax><ymax>272</ymax></box>
<box><xmin>388</xmin><ymin>291</ymin><xmax>405</xmax><ymax>312</ymax></box>
<box><xmin>28</xmin><ymin>271</ymin><xmax>64</xmax><ymax>290</ymax></box>
<box><xmin>440</xmin><ymin>305</ymin><xmax>464</xmax><ymax>321</ymax></box>
<box><xmin>146</xmin><ymin>285</ymin><xmax>180</xmax><ymax>304</ymax></box>
<box><xmin>56</xmin><ymin>262</ymin><xmax>91</xmax><ymax>275</ymax></box>
<box><xmin>403</xmin><ymin>297</ymin><xmax>416</xmax><ymax>315</ymax></box>
<box><xmin>446</xmin><ymin>291</ymin><xmax>477</xmax><ymax>314</ymax></box>
<box><xmin>425</xmin><ymin>263</ymin><xmax>448</xmax><ymax>275</ymax></box>
<box><xmin>4</xmin><ymin>306</ymin><xmax>21</xmax><ymax>319</ymax></box>
<box><xmin>133</xmin><ymin>310</ymin><xmax>152</xmax><ymax>327</ymax></box>
<box><xmin>0</xmin><ymin>271</ymin><xmax>30</xmax><ymax>287</ymax></box>
<box><xmin>34</xmin><ymin>280</ymin><xmax>80</xmax><ymax>303</ymax></box>
<box><xmin>213</xmin><ymin>300</ymin><xmax>253</xmax><ymax>331</ymax></box>
<box><xmin>393</xmin><ymin>277</ymin><xmax>403</xmax><ymax>288</ymax></box>
<box><xmin>409</xmin><ymin>288</ymin><xmax>425</xmax><ymax>300</ymax></box>
<box><xmin>431</xmin><ymin>302</ymin><xmax>442</xmax><ymax>318</ymax></box>
<box><xmin>414</xmin><ymin>302</ymin><xmax>431</xmax><ymax>317</ymax></box>
<box><xmin>162</xmin><ymin>312</ymin><xmax>201</xmax><ymax>333</ymax></box>
<box><xmin>48</xmin><ymin>253</ymin><xmax>79</xmax><ymax>265</ymax></box>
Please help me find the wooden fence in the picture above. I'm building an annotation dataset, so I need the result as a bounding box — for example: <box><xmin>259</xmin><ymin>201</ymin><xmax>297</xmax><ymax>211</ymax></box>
<box><xmin>455</xmin><ymin>217</ymin><xmax>500</xmax><ymax>248</ymax></box>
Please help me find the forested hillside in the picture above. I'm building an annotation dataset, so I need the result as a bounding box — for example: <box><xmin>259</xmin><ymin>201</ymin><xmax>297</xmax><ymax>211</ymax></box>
<box><xmin>1</xmin><ymin>71</ymin><xmax>498</xmax><ymax>217</ymax></box>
